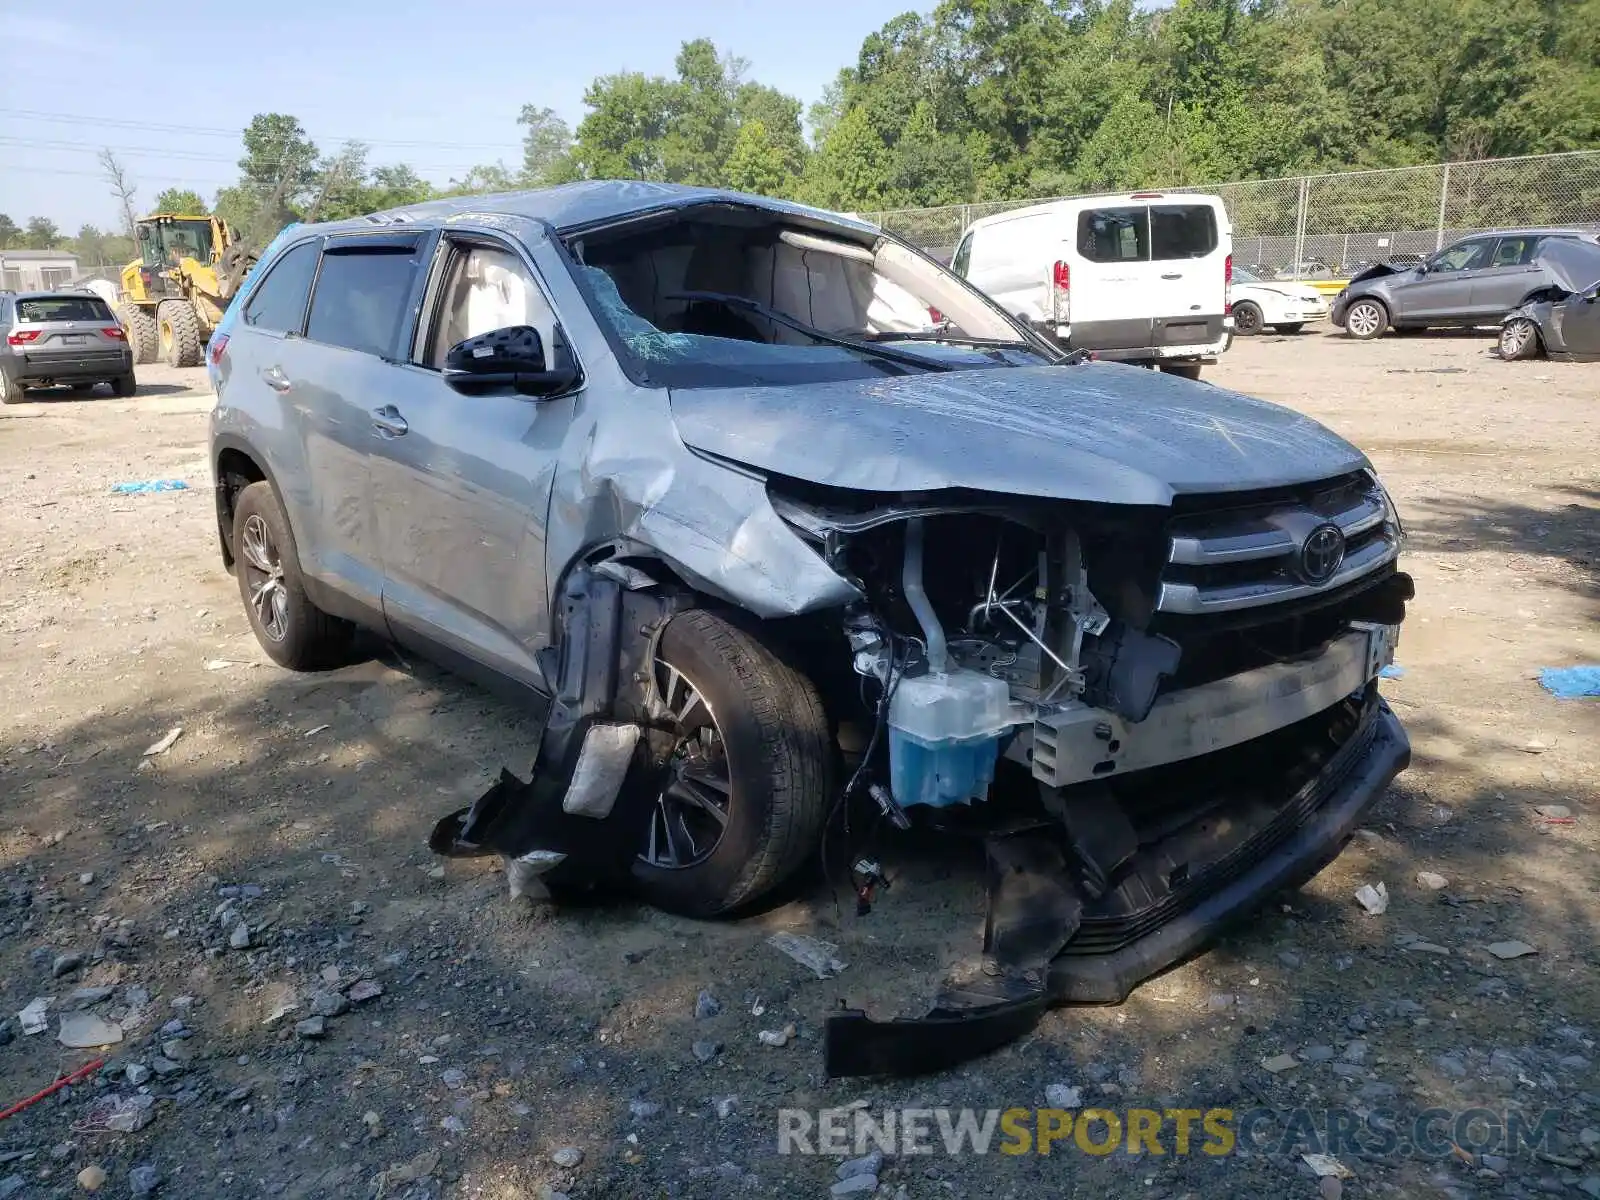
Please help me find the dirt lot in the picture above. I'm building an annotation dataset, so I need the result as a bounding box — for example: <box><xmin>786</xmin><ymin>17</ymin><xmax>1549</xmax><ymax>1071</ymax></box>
<box><xmin>1</xmin><ymin>330</ymin><xmax>1596</xmax><ymax>1200</ymax></box>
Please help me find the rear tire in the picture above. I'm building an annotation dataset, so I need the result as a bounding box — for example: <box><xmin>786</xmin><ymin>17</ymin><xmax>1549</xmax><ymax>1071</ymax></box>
<box><xmin>1</xmin><ymin>374</ymin><xmax>24</xmax><ymax>405</ymax></box>
<box><xmin>1273</xmin><ymin>322</ymin><xmax>1305</xmax><ymax>335</ymax></box>
<box><xmin>118</xmin><ymin>305</ymin><xmax>159</xmax><ymax>365</ymax></box>
<box><xmin>1499</xmin><ymin>318</ymin><xmax>1542</xmax><ymax>361</ymax></box>
<box><xmin>231</xmin><ymin>481</ymin><xmax>353</xmax><ymax>670</ymax></box>
<box><xmin>631</xmin><ymin>610</ymin><xmax>832</xmax><ymax>917</ymax></box>
<box><xmin>112</xmin><ymin>373</ymin><xmax>137</xmax><ymax>398</ymax></box>
<box><xmin>158</xmin><ymin>300</ymin><xmax>203</xmax><ymax>368</ymax></box>
<box><xmin>1232</xmin><ymin>301</ymin><xmax>1264</xmax><ymax>336</ymax></box>
<box><xmin>1343</xmin><ymin>298</ymin><xmax>1387</xmax><ymax>340</ymax></box>
<box><xmin>1159</xmin><ymin>362</ymin><xmax>1203</xmax><ymax>381</ymax></box>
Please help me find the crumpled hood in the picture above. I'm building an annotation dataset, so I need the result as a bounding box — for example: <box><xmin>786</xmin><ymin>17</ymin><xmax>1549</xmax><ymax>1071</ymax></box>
<box><xmin>668</xmin><ymin>361</ymin><xmax>1369</xmax><ymax>506</ymax></box>
<box><xmin>1347</xmin><ymin>262</ymin><xmax>1413</xmax><ymax>286</ymax></box>
<box><xmin>1537</xmin><ymin>238</ymin><xmax>1600</xmax><ymax>295</ymax></box>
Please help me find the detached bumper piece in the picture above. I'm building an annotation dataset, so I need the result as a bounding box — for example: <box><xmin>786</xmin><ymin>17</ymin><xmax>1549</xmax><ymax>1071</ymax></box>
<box><xmin>428</xmin><ymin>564</ymin><xmax>687</xmax><ymax>892</ymax></box>
<box><xmin>824</xmin><ymin>694</ymin><xmax>1409</xmax><ymax>1078</ymax></box>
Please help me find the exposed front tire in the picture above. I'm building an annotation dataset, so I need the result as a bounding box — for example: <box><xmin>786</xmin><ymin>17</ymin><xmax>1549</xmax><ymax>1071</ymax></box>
<box><xmin>118</xmin><ymin>305</ymin><xmax>159</xmax><ymax>365</ymax></box>
<box><xmin>1499</xmin><ymin>318</ymin><xmax>1542</xmax><ymax>361</ymax></box>
<box><xmin>1232</xmin><ymin>301</ymin><xmax>1264</xmax><ymax>336</ymax></box>
<box><xmin>1159</xmin><ymin>362</ymin><xmax>1203</xmax><ymax>381</ymax></box>
<box><xmin>231</xmin><ymin>481</ymin><xmax>353</xmax><ymax>670</ymax></box>
<box><xmin>631</xmin><ymin>609</ymin><xmax>832</xmax><ymax>917</ymax></box>
<box><xmin>1343</xmin><ymin>298</ymin><xmax>1387</xmax><ymax>340</ymax></box>
<box><xmin>158</xmin><ymin>300</ymin><xmax>204</xmax><ymax>368</ymax></box>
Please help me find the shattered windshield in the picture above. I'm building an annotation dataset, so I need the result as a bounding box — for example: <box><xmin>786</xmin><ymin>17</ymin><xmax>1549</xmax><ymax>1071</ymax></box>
<box><xmin>566</xmin><ymin>211</ymin><xmax>1050</xmax><ymax>387</ymax></box>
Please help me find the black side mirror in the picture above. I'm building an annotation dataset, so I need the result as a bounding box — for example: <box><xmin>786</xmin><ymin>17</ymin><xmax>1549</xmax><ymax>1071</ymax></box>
<box><xmin>444</xmin><ymin>324</ymin><xmax>578</xmax><ymax>398</ymax></box>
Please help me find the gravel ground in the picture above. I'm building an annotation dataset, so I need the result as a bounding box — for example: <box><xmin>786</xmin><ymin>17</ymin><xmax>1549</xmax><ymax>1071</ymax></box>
<box><xmin>0</xmin><ymin>329</ymin><xmax>1597</xmax><ymax>1200</ymax></box>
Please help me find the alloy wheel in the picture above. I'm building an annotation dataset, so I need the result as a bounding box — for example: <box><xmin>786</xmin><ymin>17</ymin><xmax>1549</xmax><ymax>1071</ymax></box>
<box><xmin>239</xmin><ymin>514</ymin><xmax>290</xmax><ymax>642</ymax></box>
<box><xmin>641</xmin><ymin>659</ymin><xmax>732</xmax><ymax>870</ymax></box>
<box><xmin>1347</xmin><ymin>301</ymin><xmax>1383</xmax><ymax>338</ymax></box>
<box><xmin>1500</xmin><ymin>319</ymin><xmax>1534</xmax><ymax>359</ymax></box>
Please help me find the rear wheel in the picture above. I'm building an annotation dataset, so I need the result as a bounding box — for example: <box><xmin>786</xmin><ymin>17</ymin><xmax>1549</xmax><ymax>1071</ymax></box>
<box><xmin>231</xmin><ymin>481</ymin><xmax>353</xmax><ymax>669</ymax></box>
<box><xmin>158</xmin><ymin>300</ymin><xmax>203</xmax><ymax>368</ymax></box>
<box><xmin>1232</xmin><ymin>301</ymin><xmax>1264</xmax><ymax>336</ymax></box>
<box><xmin>631</xmin><ymin>610</ymin><xmax>832</xmax><ymax>917</ymax></box>
<box><xmin>1499</xmin><ymin>318</ymin><xmax>1542</xmax><ymax>361</ymax></box>
<box><xmin>1159</xmin><ymin>362</ymin><xmax>1203</xmax><ymax>381</ymax></box>
<box><xmin>111</xmin><ymin>373</ymin><xmax>137</xmax><ymax>398</ymax></box>
<box><xmin>118</xmin><ymin>305</ymin><xmax>159</xmax><ymax>365</ymax></box>
<box><xmin>1344</xmin><ymin>298</ymin><xmax>1387</xmax><ymax>340</ymax></box>
<box><xmin>1</xmin><ymin>374</ymin><xmax>24</xmax><ymax>405</ymax></box>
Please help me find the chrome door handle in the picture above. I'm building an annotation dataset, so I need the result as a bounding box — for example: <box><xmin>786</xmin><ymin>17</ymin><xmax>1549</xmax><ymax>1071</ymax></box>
<box><xmin>261</xmin><ymin>366</ymin><xmax>291</xmax><ymax>392</ymax></box>
<box><xmin>371</xmin><ymin>406</ymin><xmax>408</xmax><ymax>437</ymax></box>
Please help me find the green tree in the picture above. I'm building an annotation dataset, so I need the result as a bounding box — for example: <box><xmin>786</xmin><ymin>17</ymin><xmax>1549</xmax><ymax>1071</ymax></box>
<box><xmin>152</xmin><ymin>188</ymin><xmax>207</xmax><ymax>214</ymax></box>
<box><xmin>24</xmin><ymin>217</ymin><xmax>62</xmax><ymax>250</ymax></box>
<box><xmin>237</xmin><ymin>113</ymin><xmax>321</xmax><ymax>224</ymax></box>
<box><xmin>517</xmin><ymin>105</ymin><xmax>576</xmax><ymax>185</ymax></box>
<box><xmin>724</xmin><ymin>120</ymin><xmax>791</xmax><ymax>196</ymax></box>
<box><xmin>0</xmin><ymin>214</ymin><xmax>18</xmax><ymax>249</ymax></box>
<box><xmin>799</xmin><ymin>105</ymin><xmax>893</xmax><ymax>210</ymax></box>
<box><xmin>366</xmin><ymin>165</ymin><xmax>435</xmax><ymax>210</ymax></box>
<box><xmin>571</xmin><ymin>71</ymin><xmax>676</xmax><ymax>179</ymax></box>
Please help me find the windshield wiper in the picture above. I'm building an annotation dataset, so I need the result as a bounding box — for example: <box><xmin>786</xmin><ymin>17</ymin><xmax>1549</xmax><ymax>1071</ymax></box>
<box><xmin>869</xmin><ymin>329</ymin><xmax>1028</xmax><ymax>350</ymax></box>
<box><xmin>666</xmin><ymin>291</ymin><xmax>952</xmax><ymax>373</ymax></box>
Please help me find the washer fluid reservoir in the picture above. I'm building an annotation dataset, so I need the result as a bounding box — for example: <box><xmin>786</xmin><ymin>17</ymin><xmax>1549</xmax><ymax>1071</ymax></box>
<box><xmin>887</xmin><ymin>668</ymin><xmax>1018</xmax><ymax>807</ymax></box>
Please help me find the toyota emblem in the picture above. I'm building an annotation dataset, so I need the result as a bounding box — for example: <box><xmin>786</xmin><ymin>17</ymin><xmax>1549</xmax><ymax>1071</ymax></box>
<box><xmin>1299</xmin><ymin>523</ymin><xmax>1347</xmax><ymax>584</ymax></box>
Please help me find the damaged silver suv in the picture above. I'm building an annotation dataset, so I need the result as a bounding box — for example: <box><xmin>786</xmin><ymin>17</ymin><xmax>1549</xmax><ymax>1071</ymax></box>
<box><xmin>210</xmin><ymin>182</ymin><xmax>1412</xmax><ymax>1075</ymax></box>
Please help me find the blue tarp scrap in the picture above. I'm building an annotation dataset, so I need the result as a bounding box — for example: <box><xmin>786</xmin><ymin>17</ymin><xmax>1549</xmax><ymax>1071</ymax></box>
<box><xmin>1540</xmin><ymin>666</ymin><xmax>1600</xmax><ymax>699</ymax></box>
<box><xmin>111</xmin><ymin>480</ymin><xmax>189</xmax><ymax>494</ymax></box>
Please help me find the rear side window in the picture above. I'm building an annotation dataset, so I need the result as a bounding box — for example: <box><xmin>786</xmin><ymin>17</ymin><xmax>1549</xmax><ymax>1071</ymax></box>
<box><xmin>1491</xmin><ymin>236</ymin><xmax>1538</xmax><ymax>266</ymax></box>
<box><xmin>17</xmin><ymin>296</ymin><xmax>113</xmax><ymax>322</ymax></box>
<box><xmin>1150</xmin><ymin>205</ymin><xmax>1218</xmax><ymax>260</ymax></box>
<box><xmin>307</xmin><ymin>250</ymin><xmax>421</xmax><ymax>358</ymax></box>
<box><xmin>1077</xmin><ymin>207</ymin><xmax>1148</xmax><ymax>263</ymax></box>
<box><xmin>244</xmin><ymin>242</ymin><xmax>319</xmax><ymax>333</ymax></box>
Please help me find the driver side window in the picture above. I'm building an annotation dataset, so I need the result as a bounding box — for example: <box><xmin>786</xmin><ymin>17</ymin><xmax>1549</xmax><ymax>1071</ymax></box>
<box><xmin>423</xmin><ymin>242</ymin><xmax>556</xmax><ymax>370</ymax></box>
<box><xmin>1431</xmin><ymin>239</ymin><xmax>1492</xmax><ymax>272</ymax></box>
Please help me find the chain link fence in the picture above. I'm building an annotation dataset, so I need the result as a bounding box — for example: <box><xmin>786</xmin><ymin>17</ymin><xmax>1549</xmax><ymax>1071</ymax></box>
<box><xmin>862</xmin><ymin>150</ymin><xmax>1600</xmax><ymax>273</ymax></box>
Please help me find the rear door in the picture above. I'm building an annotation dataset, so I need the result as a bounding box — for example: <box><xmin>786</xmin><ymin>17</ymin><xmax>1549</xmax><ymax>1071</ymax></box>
<box><xmin>1468</xmin><ymin>234</ymin><xmax>1546</xmax><ymax>317</ymax></box>
<box><xmin>10</xmin><ymin>294</ymin><xmax>127</xmax><ymax>376</ymax></box>
<box><xmin>1069</xmin><ymin>198</ymin><xmax>1227</xmax><ymax>350</ymax></box>
<box><xmin>290</xmin><ymin>233</ymin><xmax>433</xmax><ymax>618</ymax></box>
<box><xmin>1149</xmin><ymin>200</ymin><xmax>1228</xmax><ymax>340</ymax></box>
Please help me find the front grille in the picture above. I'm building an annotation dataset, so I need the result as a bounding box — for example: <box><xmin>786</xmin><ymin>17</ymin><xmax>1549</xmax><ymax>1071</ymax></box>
<box><xmin>1157</xmin><ymin>471</ymin><xmax>1400</xmax><ymax>616</ymax></box>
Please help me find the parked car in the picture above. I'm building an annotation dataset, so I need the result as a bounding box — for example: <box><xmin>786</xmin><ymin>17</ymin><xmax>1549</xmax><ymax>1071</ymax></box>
<box><xmin>1275</xmin><ymin>260</ymin><xmax>1335</xmax><ymax>280</ymax></box>
<box><xmin>950</xmin><ymin>191</ymin><xmax>1233</xmax><ymax>379</ymax></box>
<box><xmin>1498</xmin><ymin>238</ymin><xmax>1600</xmax><ymax>361</ymax></box>
<box><xmin>1229</xmin><ymin>266</ymin><xmax>1329</xmax><ymax>334</ymax></box>
<box><xmin>1331</xmin><ymin>228</ymin><xmax>1600</xmax><ymax>339</ymax></box>
<box><xmin>209</xmin><ymin>182</ymin><xmax>1411</xmax><ymax>1071</ymax></box>
<box><xmin>1</xmin><ymin>290</ymin><xmax>135</xmax><ymax>404</ymax></box>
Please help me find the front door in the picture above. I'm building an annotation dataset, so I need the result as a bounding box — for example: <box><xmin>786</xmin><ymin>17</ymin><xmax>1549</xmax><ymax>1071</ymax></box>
<box><xmin>1468</xmin><ymin>235</ymin><xmax>1544</xmax><ymax>319</ymax></box>
<box><xmin>1392</xmin><ymin>237</ymin><xmax>1493</xmax><ymax>322</ymax></box>
<box><xmin>366</xmin><ymin>234</ymin><xmax>577</xmax><ymax>692</ymax></box>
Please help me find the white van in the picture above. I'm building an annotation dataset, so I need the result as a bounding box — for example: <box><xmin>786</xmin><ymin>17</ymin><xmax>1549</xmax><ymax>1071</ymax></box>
<box><xmin>950</xmin><ymin>192</ymin><xmax>1233</xmax><ymax>377</ymax></box>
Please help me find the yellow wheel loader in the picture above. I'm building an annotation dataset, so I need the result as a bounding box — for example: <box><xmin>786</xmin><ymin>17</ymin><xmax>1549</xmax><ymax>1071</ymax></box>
<box><xmin>115</xmin><ymin>215</ymin><xmax>257</xmax><ymax>367</ymax></box>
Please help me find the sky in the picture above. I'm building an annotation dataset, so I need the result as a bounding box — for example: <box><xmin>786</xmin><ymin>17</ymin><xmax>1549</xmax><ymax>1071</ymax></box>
<box><xmin>0</xmin><ymin>0</ymin><xmax>926</xmax><ymax>234</ymax></box>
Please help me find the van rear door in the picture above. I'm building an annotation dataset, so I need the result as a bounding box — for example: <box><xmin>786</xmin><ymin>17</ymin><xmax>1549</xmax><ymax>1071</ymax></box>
<box><xmin>1069</xmin><ymin>197</ymin><xmax>1229</xmax><ymax>354</ymax></box>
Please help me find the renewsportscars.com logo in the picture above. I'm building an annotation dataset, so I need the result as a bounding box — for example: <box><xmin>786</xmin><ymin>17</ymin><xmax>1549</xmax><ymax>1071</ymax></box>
<box><xmin>778</xmin><ymin>1105</ymin><xmax>1562</xmax><ymax>1159</ymax></box>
